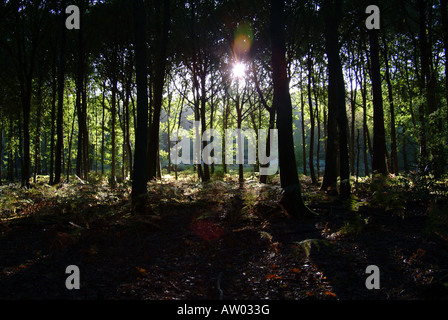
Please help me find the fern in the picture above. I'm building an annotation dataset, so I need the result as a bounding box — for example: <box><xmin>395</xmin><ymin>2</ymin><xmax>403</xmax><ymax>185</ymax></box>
<box><xmin>292</xmin><ymin>239</ymin><xmax>331</xmax><ymax>259</ymax></box>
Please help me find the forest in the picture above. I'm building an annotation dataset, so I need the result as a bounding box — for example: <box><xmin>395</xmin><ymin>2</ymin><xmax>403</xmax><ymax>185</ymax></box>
<box><xmin>0</xmin><ymin>0</ymin><xmax>448</xmax><ymax>302</ymax></box>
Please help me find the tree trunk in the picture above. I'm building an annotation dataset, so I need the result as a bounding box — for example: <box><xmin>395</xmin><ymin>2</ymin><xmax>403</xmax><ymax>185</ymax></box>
<box><xmin>49</xmin><ymin>54</ymin><xmax>57</xmax><ymax>184</ymax></box>
<box><xmin>418</xmin><ymin>0</ymin><xmax>443</xmax><ymax>176</ymax></box>
<box><xmin>313</xmin><ymin>73</ymin><xmax>321</xmax><ymax>178</ymax></box>
<box><xmin>67</xmin><ymin>101</ymin><xmax>77</xmax><ymax>182</ymax></box>
<box><xmin>270</xmin><ymin>0</ymin><xmax>312</xmax><ymax>218</ymax></box>
<box><xmin>300</xmin><ymin>88</ymin><xmax>307</xmax><ymax>176</ymax></box>
<box><xmin>368</xmin><ymin>12</ymin><xmax>388</xmax><ymax>176</ymax></box>
<box><xmin>0</xmin><ymin>124</ymin><xmax>3</xmax><ymax>185</ymax></box>
<box><xmin>307</xmin><ymin>54</ymin><xmax>317</xmax><ymax>184</ymax></box>
<box><xmin>441</xmin><ymin>0</ymin><xmax>448</xmax><ymax>124</ymax></box>
<box><xmin>147</xmin><ymin>0</ymin><xmax>170</xmax><ymax>181</ymax></box>
<box><xmin>348</xmin><ymin>67</ymin><xmax>356</xmax><ymax>177</ymax></box>
<box><xmin>382</xmin><ymin>37</ymin><xmax>398</xmax><ymax>175</ymax></box>
<box><xmin>110</xmin><ymin>67</ymin><xmax>117</xmax><ymax>187</ymax></box>
<box><xmin>200</xmin><ymin>71</ymin><xmax>211</xmax><ymax>182</ymax></box>
<box><xmin>361</xmin><ymin>66</ymin><xmax>370</xmax><ymax>177</ymax></box>
<box><xmin>34</xmin><ymin>76</ymin><xmax>43</xmax><ymax>184</ymax></box>
<box><xmin>54</xmin><ymin>0</ymin><xmax>67</xmax><ymax>185</ymax></box>
<box><xmin>260</xmin><ymin>108</ymin><xmax>275</xmax><ymax>184</ymax></box>
<box><xmin>101</xmin><ymin>81</ymin><xmax>106</xmax><ymax>175</ymax></box>
<box><xmin>75</xmin><ymin>45</ymin><xmax>83</xmax><ymax>179</ymax></box>
<box><xmin>7</xmin><ymin>118</ymin><xmax>14</xmax><ymax>181</ymax></box>
<box><xmin>321</xmin><ymin>0</ymin><xmax>350</xmax><ymax>199</ymax></box>
<box><xmin>131</xmin><ymin>0</ymin><xmax>149</xmax><ymax>211</ymax></box>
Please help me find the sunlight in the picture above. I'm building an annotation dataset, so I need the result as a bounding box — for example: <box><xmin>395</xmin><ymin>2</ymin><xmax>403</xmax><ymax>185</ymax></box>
<box><xmin>232</xmin><ymin>62</ymin><xmax>246</xmax><ymax>79</ymax></box>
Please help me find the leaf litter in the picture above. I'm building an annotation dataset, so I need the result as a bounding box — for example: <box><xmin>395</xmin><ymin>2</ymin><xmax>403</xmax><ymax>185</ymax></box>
<box><xmin>0</xmin><ymin>176</ymin><xmax>448</xmax><ymax>300</ymax></box>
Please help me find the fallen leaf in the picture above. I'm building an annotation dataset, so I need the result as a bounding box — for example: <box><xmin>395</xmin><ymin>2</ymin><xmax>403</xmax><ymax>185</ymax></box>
<box><xmin>135</xmin><ymin>267</ymin><xmax>148</xmax><ymax>277</ymax></box>
<box><xmin>265</xmin><ymin>274</ymin><xmax>281</xmax><ymax>280</ymax></box>
<box><xmin>291</xmin><ymin>268</ymin><xmax>301</xmax><ymax>274</ymax></box>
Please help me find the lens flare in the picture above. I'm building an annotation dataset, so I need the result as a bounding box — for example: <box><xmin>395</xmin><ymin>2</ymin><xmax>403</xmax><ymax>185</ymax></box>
<box><xmin>233</xmin><ymin>23</ymin><xmax>253</xmax><ymax>58</ymax></box>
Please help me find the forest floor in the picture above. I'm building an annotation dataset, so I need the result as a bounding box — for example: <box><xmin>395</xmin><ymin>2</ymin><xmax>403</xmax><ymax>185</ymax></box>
<box><xmin>1</xmin><ymin>172</ymin><xmax>448</xmax><ymax>300</ymax></box>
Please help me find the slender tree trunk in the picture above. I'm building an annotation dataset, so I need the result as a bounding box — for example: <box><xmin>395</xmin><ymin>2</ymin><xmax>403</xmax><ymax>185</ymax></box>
<box><xmin>101</xmin><ymin>81</ymin><xmax>105</xmax><ymax>175</ymax></box>
<box><xmin>441</xmin><ymin>0</ymin><xmax>448</xmax><ymax>124</ymax></box>
<box><xmin>313</xmin><ymin>74</ymin><xmax>321</xmax><ymax>178</ymax></box>
<box><xmin>200</xmin><ymin>71</ymin><xmax>210</xmax><ymax>182</ymax></box>
<box><xmin>54</xmin><ymin>0</ymin><xmax>67</xmax><ymax>185</ymax></box>
<box><xmin>67</xmin><ymin>101</ymin><xmax>77</xmax><ymax>182</ymax></box>
<box><xmin>76</xmin><ymin>58</ymin><xmax>83</xmax><ymax>178</ymax></box>
<box><xmin>110</xmin><ymin>67</ymin><xmax>117</xmax><ymax>187</ymax></box>
<box><xmin>82</xmin><ymin>74</ymin><xmax>89</xmax><ymax>180</ymax></box>
<box><xmin>368</xmin><ymin>12</ymin><xmax>388</xmax><ymax>176</ymax></box>
<box><xmin>418</xmin><ymin>0</ymin><xmax>439</xmax><ymax>174</ymax></box>
<box><xmin>125</xmin><ymin>83</ymin><xmax>133</xmax><ymax>177</ymax></box>
<box><xmin>361</xmin><ymin>69</ymin><xmax>370</xmax><ymax>177</ymax></box>
<box><xmin>300</xmin><ymin>88</ymin><xmax>307</xmax><ymax>176</ymax></box>
<box><xmin>237</xmin><ymin>109</ymin><xmax>244</xmax><ymax>183</ymax></box>
<box><xmin>356</xmin><ymin>128</ymin><xmax>360</xmax><ymax>182</ymax></box>
<box><xmin>49</xmin><ymin>55</ymin><xmax>57</xmax><ymax>184</ymax></box>
<box><xmin>7</xmin><ymin>118</ymin><xmax>14</xmax><ymax>181</ymax></box>
<box><xmin>20</xmin><ymin>82</ymin><xmax>32</xmax><ymax>188</ymax></box>
<box><xmin>419</xmin><ymin>0</ymin><xmax>443</xmax><ymax>176</ymax></box>
<box><xmin>34</xmin><ymin>76</ymin><xmax>43</xmax><ymax>184</ymax></box>
<box><xmin>322</xmin><ymin>0</ymin><xmax>350</xmax><ymax>200</ymax></box>
<box><xmin>260</xmin><ymin>108</ymin><xmax>275</xmax><ymax>184</ymax></box>
<box><xmin>349</xmin><ymin>68</ymin><xmax>356</xmax><ymax>177</ymax></box>
<box><xmin>147</xmin><ymin>0</ymin><xmax>170</xmax><ymax>181</ymax></box>
<box><xmin>307</xmin><ymin>54</ymin><xmax>316</xmax><ymax>184</ymax></box>
<box><xmin>18</xmin><ymin>115</ymin><xmax>23</xmax><ymax>181</ymax></box>
<box><xmin>402</xmin><ymin>134</ymin><xmax>408</xmax><ymax>172</ymax></box>
<box><xmin>222</xmin><ymin>96</ymin><xmax>229</xmax><ymax>174</ymax></box>
<box><xmin>382</xmin><ymin>37</ymin><xmax>398</xmax><ymax>175</ymax></box>
<box><xmin>132</xmin><ymin>0</ymin><xmax>149</xmax><ymax>211</ymax></box>
<box><xmin>0</xmin><ymin>124</ymin><xmax>3</xmax><ymax>185</ymax></box>
<box><xmin>270</xmin><ymin>0</ymin><xmax>312</xmax><ymax>217</ymax></box>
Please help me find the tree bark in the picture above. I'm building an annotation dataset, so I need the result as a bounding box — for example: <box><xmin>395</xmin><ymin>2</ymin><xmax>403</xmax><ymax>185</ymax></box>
<box><xmin>0</xmin><ymin>124</ymin><xmax>2</xmax><ymax>185</ymax></box>
<box><xmin>441</xmin><ymin>0</ymin><xmax>448</xmax><ymax>124</ymax></box>
<box><xmin>321</xmin><ymin>0</ymin><xmax>350</xmax><ymax>199</ymax></box>
<box><xmin>49</xmin><ymin>51</ymin><xmax>57</xmax><ymax>184</ymax></box>
<box><xmin>382</xmin><ymin>37</ymin><xmax>398</xmax><ymax>175</ymax></box>
<box><xmin>147</xmin><ymin>0</ymin><xmax>170</xmax><ymax>181</ymax></box>
<box><xmin>110</xmin><ymin>60</ymin><xmax>117</xmax><ymax>187</ymax></box>
<box><xmin>300</xmin><ymin>86</ymin><xmax>307</xmax><ymax>176</ymax></box>
<box><xmin>33</xmin><ymin>76</ymin><xmax>43</xmax><ymax>183</ymax></box>
<box><xmin>101</xmin><ymin>81</ymin><xmax>106</xmax><ymax>175</ymax></box>
<box><xmin>200</xmin><ymin>70</ymin><xmax>211</xmax><ymax>182</ymax></box>
<box><xmin>368</xmin><ymin>15</ymin><xmax>388</xmax><ymax>176</ymax></box>
<box><xmin>307</xmin><ymin>54</ymin><xmax>317</xmax><ymax>184</ymax></box>
<box><xmin>131</xmin><ymin>0</ymin><xmax>149</xmax><ymax>211</ymax></box>
<box><xmin>54</xmin><ymin>0</ymin><xmax>67</xmax><ymax>185</ymax></box>
<box><xmin>270</xmin><ymin>0</ymin><xmax>312</xmax><ymax>218</ymax></box>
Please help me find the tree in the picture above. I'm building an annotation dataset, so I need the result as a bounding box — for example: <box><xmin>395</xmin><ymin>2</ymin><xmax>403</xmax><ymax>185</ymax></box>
<box><xmin>5</xmin><ymin>1</ymin><xmax>49</xmax><ymax>187</ymax></box>
<box><xmin>321</xmin><ymin>0</ymin><xmax>351</xmax><ymax>199</ymax></box>
<box><xmin>131</xmin><ymin>0</ymin><xmax>149</xmax><ymax>213</ymax></box>
<box><xmin>54</xmin><ymin>0</ymin><xmax>68</xmax><ymax>185</ymax></box>
<box><xmin>147</xmin><ymin>0</ymin><xmax>171</xmax><ymax>181</ymax></box>
<box><xmin>367</xmin><ymin>1</ymin><xmax>388</xmax><ymax>176</ymax></box>
<box><xmin>270</xmin><ymin>0</ymin><xmax>313</xmax><ymax>218</ymax></box>
<box><xmin>382</xmin><ymin>34</ymin><xmax>398</xmax><ymax>175</ymax></box>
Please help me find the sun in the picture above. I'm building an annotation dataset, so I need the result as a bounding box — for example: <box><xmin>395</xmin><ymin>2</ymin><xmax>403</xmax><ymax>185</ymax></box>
<box><xmin>232</xmin><ymin>62</ymin><xmax>246</xmax><ymax>79</ymax></box>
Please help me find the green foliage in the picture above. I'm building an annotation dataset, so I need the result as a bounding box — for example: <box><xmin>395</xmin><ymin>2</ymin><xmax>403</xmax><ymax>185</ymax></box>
<box><xmin>339</xmin><ymin>214</ymin><xmax>370</xmax><ymax>237</ymax></box>
<box><xmin>424</xmin><ymin>200</ymin><xmax>448</xmax><ymax>242</ymax></box>
<box><xmin>292</xmin><ymin>239</ymin><xmax>332</xmax><ymax>259</ymax></box>
<box><xmin>342</xmin><ymin>194</ymin><xmax>368</xmax><ymax>212</ymax></box>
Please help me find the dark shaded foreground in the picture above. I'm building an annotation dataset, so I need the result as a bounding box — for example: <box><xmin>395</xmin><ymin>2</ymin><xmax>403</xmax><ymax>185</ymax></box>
<box><xmin>1</xmin><ymin>177</ymin><xmax>448</xmax><ymax>300</ymax></box>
